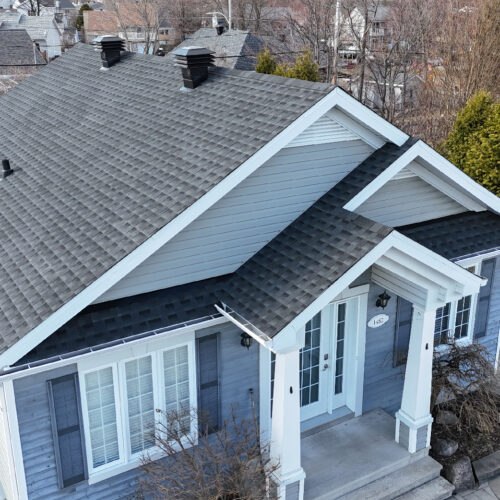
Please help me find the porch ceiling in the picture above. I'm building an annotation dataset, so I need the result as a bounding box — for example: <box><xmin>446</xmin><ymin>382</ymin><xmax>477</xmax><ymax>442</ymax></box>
<box><xmin>372</xmin><ymin>245</ymin><xmax>469</xmax><ymax>310</ymax></box>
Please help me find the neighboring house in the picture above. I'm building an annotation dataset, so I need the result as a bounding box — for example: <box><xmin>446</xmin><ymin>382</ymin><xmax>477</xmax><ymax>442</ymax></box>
<box><xmin>0</xmin><ymin>29</ymin><xmax>45</xmax><ymax>94</ymax></box>
<box><xmin>0</xmin><ymin>42</ymin><xmax>498</xmax><ymax>500</ymax></box>
<box><xmin>346</xmin><ymin>71</ymin><xmax>424</xmax><ymax>112</ymax></box>
<box><xmin>0</xmin><ymin>28</ymin><xmax>45</xmax><ymax>74</ymax></box>
<box><xmin>0</xmin><ymin>11</ymin><xmax>62</xmax><ymax>59</ymax></box>
<box><xmin>83</xmin><ymin>7</ymin><xmax>171</xmax><ymax>53</ymax></box>
<box><xmin>170</xmin><ymin>28</ymin><xmax>266</xmax><ymax>70</ymax></box>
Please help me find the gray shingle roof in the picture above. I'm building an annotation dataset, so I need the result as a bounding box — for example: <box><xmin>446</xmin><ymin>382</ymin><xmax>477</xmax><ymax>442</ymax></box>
<box><xmin>0</xmin><ymin>29</ymin><xmax>45</xmax><ymax>66</ymax></box>
<box><xmin>0</xmin><ymin>43</ymin><xmax>333</xmax><ymax>356</ymax></box>
<box><xmin>218</xmin><ymin>197</ymin><xmax>392</xmax><ymax>337</ymax></box>
<box><xmin>16</xmin><ymin>275</ymin><xmax>229</xmax><ymax>365</ymax></box>
<box><xmin>398</xmin><ymin>211</ymin><xmax>500</xmax><ymax>260</ymax></box>
<box><xmin>327</xmin><ymin>137</ymin><xmax>417</xmax><ymax>206</ymax></box>
<box><xmin>169</xmin><ymin>28</ymin><xmax>265</xmax><ymax>70</ymax></box>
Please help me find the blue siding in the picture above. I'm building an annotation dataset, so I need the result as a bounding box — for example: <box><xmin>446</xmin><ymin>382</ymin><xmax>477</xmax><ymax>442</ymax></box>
<box><xmin>14</xmin><ymin>322</ymin><xmax>259</xmax><ymax>499</ymax></box>
<box><xmin>478</xmin><ymin>256</ymin><xmax>500</xmax><ymax>362</ymax></box>
<box><xmin>363</xmin><ymin>257</ymin><xmax>500</xmax><ymax>415</ymax></box>
<box><xmin>196</xmin><ymin>322</ymin><xmax>260</xmax><ymax>424</ymax></box>
<box><xmin>363</xmin><ymin>284</ymin><xmax>404</xmax><ymax>415</ymax></box>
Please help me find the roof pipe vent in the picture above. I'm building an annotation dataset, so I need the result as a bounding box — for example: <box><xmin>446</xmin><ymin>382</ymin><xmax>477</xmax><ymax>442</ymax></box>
<box><xmin>172</xmin><ymin>46</ymin><xmax>215</xmax><ymax>91</ymax></box>
<box><xmin>93</xmin><ymin>36</ymin><xmax>125</xmax><ymax>71</ymax></box>
<box><xmin>2</xmin><ymin>159</ymin><xmax>13</xmax><ymax>179</ymax></box>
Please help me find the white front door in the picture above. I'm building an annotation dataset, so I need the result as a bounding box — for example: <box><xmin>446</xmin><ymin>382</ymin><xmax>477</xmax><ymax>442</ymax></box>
<box><xmin>299</xmin><ymin>300</ymin><xmax>356</xmax><ymax>421</ymax></box>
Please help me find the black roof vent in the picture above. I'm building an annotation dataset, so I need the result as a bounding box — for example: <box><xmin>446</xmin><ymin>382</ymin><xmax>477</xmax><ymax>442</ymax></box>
<box><xmin>172</xmin><ymin>46</ymin><xmax>215</xmax><ymax>90</ymax></box>
<box><xmin>93</xmin><ymin>36</ymin><xmax>125</xmax><ymax>71</ymax></box>
<box><xmin>2</xmin><ymin>159</ymin><xmax>13</xmax><ymax>179</ymax></box>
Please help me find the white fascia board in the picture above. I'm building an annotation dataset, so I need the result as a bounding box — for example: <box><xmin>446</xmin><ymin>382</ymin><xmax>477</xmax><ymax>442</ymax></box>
<box><xmin>332</xmin><ymin>87</ymin><xmax>409</xmax><ymax>146</ymax></box>
<box><xmin>344</xmin><ymin>140</ymin><xmax>500</xmax><ymax>214</ymax></box>
<box><xmin>272</xmin><ymin>233</ymin><xmax>396</xmax><ymax>348</ymax></box>
<box><xmin>0</xmin><ymin>86</ymin><xmax>411</xmax><ymax>369</ymax></box>
<box><xmin>390</xmin><ymin>232</ymin><xmax>486</xmax><ymax>294</ymax></box>
<box><xmin>273</xmin><ymin>230</ymin><xmax>486</xmax><ymax>346</ymax></box>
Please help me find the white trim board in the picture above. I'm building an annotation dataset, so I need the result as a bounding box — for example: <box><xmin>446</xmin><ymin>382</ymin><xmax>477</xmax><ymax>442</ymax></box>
<box><xmin>344</xmin><ymin>140</ymin><xmax>500</xmax><ymax>215</ymax></box>
<box><xmin>271</xmin><ymin>231</ymin><xmax>486</xmax><ymax>349</ymax></box>
<box><xmin>0</xmin><ymin>87</ymin><xmax>407</xmax><ymax>369</ymax></box>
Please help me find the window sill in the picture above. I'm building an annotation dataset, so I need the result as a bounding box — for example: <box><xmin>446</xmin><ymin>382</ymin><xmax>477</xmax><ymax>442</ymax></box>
<box><xmin>434</xmin><ymin>336</ymin><xmax>473</xmax><ymax>354</ymax></box>
<box><xmin>87</xmin><ymin>449</ymin><xmax>163</xmax><ymax>485</ymax></box>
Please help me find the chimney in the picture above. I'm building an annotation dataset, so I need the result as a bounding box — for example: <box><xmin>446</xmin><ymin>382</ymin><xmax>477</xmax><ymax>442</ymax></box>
<box><xmin>93</xmin><ymin>36</ymin><xmax>125</xmax><ymax>71</ymax></box>
<box><xmin>2</xmin><ymin>159</ymin><xmax>13</xmax><ymax>179</ymax></box>
<box><xmin>172</xmin><ymin>47</ymin><xmax>215</xmax><ymax>90</ymax></box>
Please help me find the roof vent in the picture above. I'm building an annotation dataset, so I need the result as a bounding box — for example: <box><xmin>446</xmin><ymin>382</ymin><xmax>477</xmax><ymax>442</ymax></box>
<box><xmin>172</xmin><ymin>46</ymin><xmax>215</xmax><ymax>90</ymax></box>
<box><xmin>2</xmin><ymin>159</ymin><xmax>13</xmax><ymax>179</ymax></box>
<box><xmin>93</xmin><ymin>36</ymin><xmax>125</xmax><ymax>71</ymax></box>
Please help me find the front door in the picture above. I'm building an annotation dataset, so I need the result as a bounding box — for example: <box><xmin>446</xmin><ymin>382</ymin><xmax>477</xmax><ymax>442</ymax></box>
<box><xmin>299</xmin><ymin>300</ymin><xmax>353</xmax><ymax>421</ymax></box>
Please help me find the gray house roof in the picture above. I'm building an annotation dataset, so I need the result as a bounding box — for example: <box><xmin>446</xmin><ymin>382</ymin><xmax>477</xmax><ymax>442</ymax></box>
<box><xmin>0</xmin><ymin>43</ymin><xmax>333</xmax><ymax>356</ymax></box>
<box><xmin>219</xmin><ymin>200</ymin><xmax>392</xmax><ymax>337</ymax></box>
<box><xmin>0</xmin><ymin>29</ymin><xmax>45</xmax><ymax>66</ymax></box>
<box><xmin>399</xmin><ymin>211</ymin><xmax>500</xmax><ymax>261</ymax></box>
<box><xmin>170</xmin><ymin>28</ymin><xmax>265</xmax><ymax>70</ymax></box>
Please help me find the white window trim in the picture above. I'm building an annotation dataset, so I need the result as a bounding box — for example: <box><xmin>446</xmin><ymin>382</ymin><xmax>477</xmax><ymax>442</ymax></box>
<box><xmin>78</xmin><ymin>333</ymin><xmax>197</xmax><ymax>484</ymax></box>
<box><xmin>434</xmin><ymin>261</ymin><xmax>480</xmax><ymax>350</ymax></box>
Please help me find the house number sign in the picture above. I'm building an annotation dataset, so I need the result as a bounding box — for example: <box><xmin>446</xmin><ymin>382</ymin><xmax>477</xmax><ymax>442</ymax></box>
<box><xmin>368</xmin><ymin>314</ymin><xmax>389</xmax><ymax>328</ymax></box>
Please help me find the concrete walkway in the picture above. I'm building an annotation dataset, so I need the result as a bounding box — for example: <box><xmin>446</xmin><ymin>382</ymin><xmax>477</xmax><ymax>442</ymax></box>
<box><xmin>455</xmin><ymin>476</ymin><xmax>500</xmax><ymax>500</ymax></box>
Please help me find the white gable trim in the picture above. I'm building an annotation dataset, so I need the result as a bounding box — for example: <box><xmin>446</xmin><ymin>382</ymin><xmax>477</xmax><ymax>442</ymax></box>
<box><xmin>271</xmin><ymin>231</ymin><xmax>486</xmax><ymax>350</ymax></box>
<box><xmin>344</xmin><ymin>140</ymin><xmax>500</xmax><ymax>214</ymax></box>
<box><xmin>0</xmin><ymin>87</ymin><xmax>408</xmax><ymax>369</ymax></box>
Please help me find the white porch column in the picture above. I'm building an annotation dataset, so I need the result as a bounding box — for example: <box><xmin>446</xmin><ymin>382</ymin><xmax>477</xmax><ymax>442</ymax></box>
<box><xmin>270</xmin><ymin>348</ymin><xmax>305</xmax><ymax>500</ymax></box>
<box><xmin>395</xmin><ymin>305</ymin><xmax>436</xmax><ymax>453</ymax></box>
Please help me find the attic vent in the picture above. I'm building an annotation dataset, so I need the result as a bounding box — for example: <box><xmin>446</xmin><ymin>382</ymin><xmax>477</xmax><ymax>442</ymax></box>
<box><xmin>2</xmin><ymin>159</ymin><xmax>13</xmax><ymax>178</ymax></box>
<box><xmin>172</xmin><ymin>46</ymin><xmax>215</xmax><ymax>90</ymax></box>
<box><xmin>94</xmin><ymin>36</ymin><xmax>125</xmax><ymax>71</ymax></box>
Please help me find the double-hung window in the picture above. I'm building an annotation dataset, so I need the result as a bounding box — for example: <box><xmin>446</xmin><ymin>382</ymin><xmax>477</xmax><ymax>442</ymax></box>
<box><xmin>79</xmin><ymin>337</ymin><xmax>196</xmax><ymax>481</ymax></box>
<box><xmin>434</xmin><ymin>263</ymin><xmax>479</xmax><ymax>347</ymax></box>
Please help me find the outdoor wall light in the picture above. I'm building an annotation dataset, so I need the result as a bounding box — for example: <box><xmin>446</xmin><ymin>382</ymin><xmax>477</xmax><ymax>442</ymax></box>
<box><xmin>376</xmin><ymin>290</ymin><xmax>391</xmax><ymax>309</ymax></box>
<box><xmin>240</xmin><ymin>332</ymin><xmax>253</xmax><ymax>349</ymax></box>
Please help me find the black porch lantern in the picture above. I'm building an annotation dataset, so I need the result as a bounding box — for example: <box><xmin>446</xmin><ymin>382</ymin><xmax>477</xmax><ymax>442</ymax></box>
<box><xmin>240</xmin><ymin>332</ymin><xmax>253</xmax><ymax>349</ymax></box>
<box><xmin>376</xmin><ymin>290</ymin><xmax>391</xmax><ymax>309</ymax></box>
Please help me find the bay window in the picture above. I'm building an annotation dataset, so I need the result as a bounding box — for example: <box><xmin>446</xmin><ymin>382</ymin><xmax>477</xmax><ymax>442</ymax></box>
<box><xmin>79</xmin><ymin>337</ymin><xmax>196</xmax><ymax>480</ymax></box>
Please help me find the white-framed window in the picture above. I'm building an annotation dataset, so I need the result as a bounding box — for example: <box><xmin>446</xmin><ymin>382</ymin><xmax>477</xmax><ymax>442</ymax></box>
<box><xmin>79</xmin><ymin>336</ymin><xmax>197</xmax><ymax>481</ymax></box>
<box><xmin>434</xmin><ymin>263</ymin><xmax>479</xmax><ymax>347</ymax></box>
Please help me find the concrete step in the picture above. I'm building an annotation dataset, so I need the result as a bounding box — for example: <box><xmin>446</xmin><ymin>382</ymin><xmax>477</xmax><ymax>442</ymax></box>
<box><xmin>340</xmin><ymin>456</ymin><xmax>443</xmax><ymax>500</ymax></box>
<box><xmin>473</xmin><ymin>450</ymin><xmax>500</xmax><ymax>483</ymax></box>
<box><xmin>396</xmin><ymin>477</ymin><xmax>455</xmax><ymax>500</ymax></box>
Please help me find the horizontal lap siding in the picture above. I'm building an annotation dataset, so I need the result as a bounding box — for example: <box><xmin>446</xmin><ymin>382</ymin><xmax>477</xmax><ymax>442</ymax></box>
<box><xmin>196</xmin><ymin>322</ymin><xmax>260</xmax><ymax>424</ymax></box>
<box><xmin>363</xmin><ymin>284</ymin><xmax>405</xmax><ymax>415</ymax></box>
<box><xmin>355</xmin><ymin>176</ymin><xmax>466</xmax><ymax>226</ymax></box>
<box><xmin>14</xmin><ymin>322</ymin><xmax>258</xmax><ymax>499</ymax></box>
<box><xmin>479</xmin><ymin>256</ymin><xmax>500</xmax><ymax>363</ymax></box>
<box><xmin>14</xmin><ymin>364</ymin><xmax>140</xmax><ymax>499</ymax></box>
<box><xmin>97</xmin><ymin>140</ymin><xmax>374</xmax><ymax>302</ymax></box>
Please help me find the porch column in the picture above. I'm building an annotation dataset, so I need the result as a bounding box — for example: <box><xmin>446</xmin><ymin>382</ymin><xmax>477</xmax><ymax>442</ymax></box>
<box><xmin>395</xmin><ymin>305</ymin><xmax>436</xmax><ymax>453</ymax></box>
<box><xmin>270</xmin><ymin>348</ymin><xmax>305</xmax><ymax>500</ymax></box>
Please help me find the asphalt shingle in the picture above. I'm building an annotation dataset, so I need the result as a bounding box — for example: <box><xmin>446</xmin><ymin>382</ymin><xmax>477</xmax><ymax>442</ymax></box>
<box><xmin>398</xmin><ymin>211</ymin><xmax>500</xmax><ymax>260</ymax></box>
<box><xmin>0</xmin><ymin>43</ymin><xmax>333</xmax><ymax>356</ymax></box>
<box><xmin>0</xmin><ymin>29</ymin><xmax>45</xmax><ymax>67</ymax></box>
<box><xmin>218</xmin><ymin>197</ymin><xmax>392</xmax><ymax>337</ymax></box>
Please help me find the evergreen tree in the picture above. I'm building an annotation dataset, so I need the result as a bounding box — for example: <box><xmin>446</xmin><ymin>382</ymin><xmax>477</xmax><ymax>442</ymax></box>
<box><xmin>75</xmin><ymin>4</ymin><xmax>92</xmax><ymax>31</ymax></box>
<box><xmin>255</xmin><ymin>49</ymin><xmax>277</xmax><ymax>75</ymax></box>
<box><xmin>442</xmin><ymin>91</ymin><xmax>499</xmax><ymax>195</ymax></box>
<box><xmin>289</xmin><ymin>51</ymin><xmax>320</xmax><ymax>82</ymax></box>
